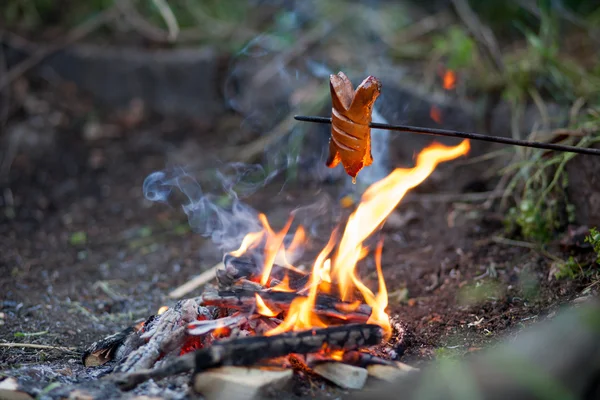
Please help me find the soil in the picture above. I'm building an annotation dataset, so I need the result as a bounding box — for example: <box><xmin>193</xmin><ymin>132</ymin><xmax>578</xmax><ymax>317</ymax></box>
<box><xmin>0</xmin><ymin>78</ymin><xmax>597</xmax><ymax>398</ymax></box>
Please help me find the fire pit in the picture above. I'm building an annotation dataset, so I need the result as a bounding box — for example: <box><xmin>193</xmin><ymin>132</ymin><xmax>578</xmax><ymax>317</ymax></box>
<box><xmin>77</xmin><ymin>139</ymin><xmax>470</xmax><ymax>399</ymax></box>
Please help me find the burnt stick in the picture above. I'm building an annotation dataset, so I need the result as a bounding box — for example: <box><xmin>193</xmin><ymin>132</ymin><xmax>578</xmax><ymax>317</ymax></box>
<box><xmin>295</xmin><ymin>115</ymin><xmax>600</xmax><ymax>157</ymax></box>
<box><xmin>82</xmin><ymin>326</ymin><xmax>137</xmax><ymax>367</ymax></box>
<box><xmin>194</xmin><ymin>323</ymin><xmax>383</xmax><ymax>372</ymax></box>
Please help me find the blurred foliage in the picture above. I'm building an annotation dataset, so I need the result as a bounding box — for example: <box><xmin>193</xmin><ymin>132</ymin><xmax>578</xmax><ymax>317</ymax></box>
<box><xmin>3</xmin><ymin>0</ymin><xmax>600</xmax><ymax>244</ymax></box>
<box><xmin>1</xmin><ymin>0</ymin><xmax>113</xmax><ymax>29</ymax></box>
<box><xmin>416</xmin><ymin>1</ymin><xmax>600</xmax><ymax>243</ymax></box>
<box><xmin>553</xmin><ymin>256</ymin><xmax>582</xmax><ymax>279</ymax></box>
<box><xmin>551</xmin><ymin>228</ymin><xmax>600</xmax><ymax>281</ymax></box>
<box><xmin>69</xmin><ymin>231</ymin><xmax>87</xmax><ymax>246</ymax></box>
<box><xmin>586</xmin><ymin>227</ymin><xmax>600</xmax><ymax>263</ymax></box>
<box><xmin>0</xmin><ymin>0</ymin><xmax>261</xmax><ymax>50</ymax></box>
<box><xmin>432</xmin><ymin>26</ymin><xmax>476</xmax><ymax>70</ymax></box>
<box><xmin>502</xmin><ymin>108</ymin><xmax>600</xmax><ymax>242</ymax></box>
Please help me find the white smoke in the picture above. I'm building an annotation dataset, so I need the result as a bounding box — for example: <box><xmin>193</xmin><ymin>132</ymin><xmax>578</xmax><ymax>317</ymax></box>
<box><xmin>143</xmin><ymin>165</ymin><xmax>274</xmax><ymax>253</ymax></box>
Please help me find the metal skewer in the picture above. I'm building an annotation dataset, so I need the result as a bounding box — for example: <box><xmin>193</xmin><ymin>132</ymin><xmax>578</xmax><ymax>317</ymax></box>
<box><xmin>294</xmin><ymin>115</ymin><xmax>600</xmax><ymax>157</ymax></box>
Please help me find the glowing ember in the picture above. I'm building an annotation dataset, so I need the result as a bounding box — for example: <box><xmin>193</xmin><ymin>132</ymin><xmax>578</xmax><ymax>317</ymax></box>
<box><xmin>430</xmin><ymin>105</ymin><xmax>442</xmax><ymax>124</ymax></box>
<box><xmin>329</xmin><ymin>350</ymin><xmax>344</xmax><ymax>361</ymax></box>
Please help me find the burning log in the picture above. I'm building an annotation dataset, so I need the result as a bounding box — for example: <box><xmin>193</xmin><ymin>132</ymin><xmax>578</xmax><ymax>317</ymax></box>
<box><xmin>193</xmin><ymin>367</ymin><xmax>293</xmax><ymax>400</ymax></box>
<box><xmin>313</xmin><ymin>362</ymin><xmax>368</xmax><ymax>390</ymax></box>
<box><xmin>187</xmin><ymin>313</ymin><xmax>249</xmax><ymax>336</ymax></box>
<box><xmin>217</xmin><ymin>255</ymin><xmax>260</xmax><ymax>288</ymax></box>
<box><xmin>218</xmin><ymin>255</ymin><xmax>307</xmax><ymax>290</ymax></box>
<box><xmin>194</xmin><ymin>323</ymin><xmax>382</xmax><ymax>372</ymax></box>
<box><xmin>115</xmin><ymin>324</ymin><xmax>382</xmax><ymax>390</ymax></box>
<box><xmin>201</xmin><ymin>288</ymin><xmax>371</xmax><ymax>322</ymax></box>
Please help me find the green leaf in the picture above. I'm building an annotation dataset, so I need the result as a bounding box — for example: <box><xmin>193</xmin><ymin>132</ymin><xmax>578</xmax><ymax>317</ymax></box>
<box><xmin>69</xmin><ymin>231</ymin><xmax>87</xmax><ymax>246</ymax></box>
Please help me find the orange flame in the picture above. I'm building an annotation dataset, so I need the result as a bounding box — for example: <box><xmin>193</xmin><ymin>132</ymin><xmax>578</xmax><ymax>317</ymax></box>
<box><xmin>258</xmin><ymin>214</ymin><xmax>293</xmax><ymax>286</ymax></box>
<box><xmin>230</xmin><ymin>141</ymin><xmax>470</xmax><ymax>342</ymax></box>
<box><xmin>255</xmin><ymin>293</ymin><xmax>279</xmax><ymax>317</ymax></box>
<box><xmin>271</xmin><ymin>274</ymin><xmax>294</xmax><ymax>292</ymax></box>
<box><xmin>443</xmin><ymin>70</ymin><xmax>457</xmax><ymax>90</ymax></box>
<box><xmin>229</xmin><ymin>230</ymin><xmax>264</xmax><ymax>257</ymax></box>
<box><xmin>265</xmin><ymin>230</ymin><xmax>339</xmax><ymax>336</ymax></box>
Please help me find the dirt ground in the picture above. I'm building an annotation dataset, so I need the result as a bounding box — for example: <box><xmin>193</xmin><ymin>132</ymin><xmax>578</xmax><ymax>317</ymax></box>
<box><xmin>0</xmin><ymin>79</ymin><xmax>596</xmax><ymax>396</ymax></box>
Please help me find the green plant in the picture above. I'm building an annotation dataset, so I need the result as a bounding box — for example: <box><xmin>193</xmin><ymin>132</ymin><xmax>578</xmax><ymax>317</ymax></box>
<box><xmin>434</xmin><ymin>347</ymin><xmax>462</xmax><ymax>360</ymax></box>
<box><xmin>553</xmin><ymin>256</ymin><xmax>582</xmax><ymax>280</ymax></box>
<box><xmin>585</xmin><ymin>227</ymin><xmax>600</xmax><ymax>263</ymax></box>
<box><xmin>432</xmin><ymin>26</ymin><xmax>477</xmax><ymax>70</ymax></box>
<box><xmin>502</xmin><ymin>107</ymin><xmax>600</xmax><ymax>242</ymax></box>
<box><xmin>552</xmin><ymin>229</ymin><xmax>600</xmax><ymax>280</ymax></box>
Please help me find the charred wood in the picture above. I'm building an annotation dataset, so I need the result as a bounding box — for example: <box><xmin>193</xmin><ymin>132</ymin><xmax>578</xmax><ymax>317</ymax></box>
<box><xmin>218</xmin><ymin>255</ymin><xmax>262</xmax><ymax>288</ymax></box>
<box><xmin>201</xmin><ymin>288</ymin><xmax>371</xmax><ymax>322</ymax></box>
<box><xmin>219</xmin><ymin>255</ymin><xmax>307</xmax><ymax>290</ymax></box>
<box><xmin>114</xmin><ymin>298</ymin><xmax>203</xmax><ymax>373</ymax></box>
<box><xmin>193</xmin><ymin>323</ymin><xmax>383</xmax><ymax>372</ymax></box>
<box><xmin>115</xmin><ymin>324</ymin><xmax>382</xmax><ymax>390</ymax></box>
<box><xmin>82</xmin><ymin>326</ymin><xmax>136</xmax><ymax>367</ymax></box>
<box><xmin>187</xmin><ymin>313</ymin><xmax>250</xmax><ymax>336</ymax></box>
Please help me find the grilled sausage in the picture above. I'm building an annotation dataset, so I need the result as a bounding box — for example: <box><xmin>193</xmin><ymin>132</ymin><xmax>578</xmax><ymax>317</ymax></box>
<box><xmin>326</xmin><ymin>72</ymin><xmax>382</xmax><ymax>181</ymax></box>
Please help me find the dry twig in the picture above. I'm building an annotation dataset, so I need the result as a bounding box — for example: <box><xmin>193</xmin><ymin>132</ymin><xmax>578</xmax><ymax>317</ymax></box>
<box><xmin>168</xmin><ymin>262</ymin><xmax>224</xmax><ymax>299</ymax></box>
<box><xmin>0</xmin><ymin>343</ymin><xmax>78</xmax><ymax>352</ymax></box>
<box><xmin>403</xmin><ymin>191</ymin><xmax>502</xmax><ymax>204</ymax></box>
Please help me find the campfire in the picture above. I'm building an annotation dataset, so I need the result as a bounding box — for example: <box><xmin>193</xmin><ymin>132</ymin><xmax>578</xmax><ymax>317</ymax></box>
<box><xmin>82</xmin><ymin>139</ymin><xmax>470</xmax><ymax>398</ymax></box>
